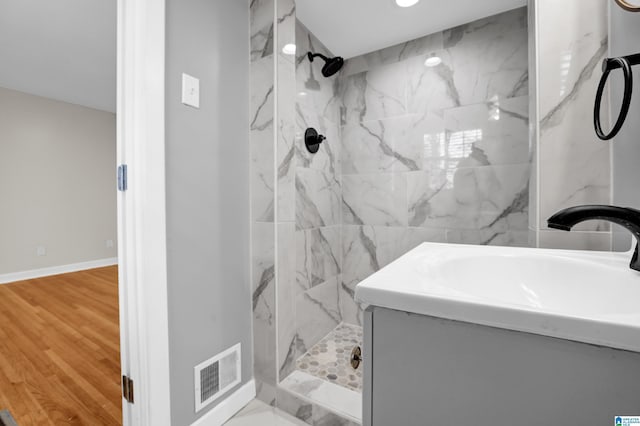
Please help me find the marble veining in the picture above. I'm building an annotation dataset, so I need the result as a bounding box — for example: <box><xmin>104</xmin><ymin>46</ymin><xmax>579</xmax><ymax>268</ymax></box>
<box><xmin>335</xmin><ymin>8</ymin><xmax>531</xmax><ymax>328</ymax></box>
<box><xmin>261</xmin><ymin>5</ymin><xmax>534</xmax><ymax>420</ymax></box>
<box><xmin>250</xmin><ymin>0</ymin><xmax>274</xmax><ymax>62</ymax></box>
<box><xmin>341</xmin><ymin>61</ymin><xmax>408</xmax><ymax>124</ymax></box>
<box><xmin>296</xmin><ymin>168</ymin><xmax>341</xmax><ymax>230</ymax></box>
<box><xmin>276</xmin><ymin>387</ymin><xmax>314</xmax><ymax>424</ymax></box>
<box><xmin>295</xmin><ymin>277</ymin><xmax>341</xmax><ymax>356</ymax></box>
<box><xmin>442</xmin><ymin>96</ymin><xmax>530</xmax><ymax>168</ymax></box>
<box><xmin>226</xmin><ymin>400</ymin><xmax>307</xmax><ymax>426</ymax></box>
<box><xmin>342</xmin><ymin>31</ymin><xmax>444</xmax><ymax>77</ymax></box>
<box><xmin>535</xmin><ymin>0</ymin><xmax>611</xmax><ymax>240</ymax></box>
<box><xmin>441</xmin><ymin>13</ymin><xmax>529</xmax><ymax>105</ymax></box>
<box><xmin>252</xmin><ymin>223</ymin><xmax>277</xmax><ymax>385</ymax></box>
<box><xmin>278</xmin><ymin>222</ymin><xmax>299</xmax><ymax>381</ymax></box>
<box><xmin>276</xmin><ymin>0</ymin><xmax>296</xmax><ymax>59</ymax></box>
<box><xmin>251</xmin><ymin>56</ymin><xmax>276</xmax><ymax>223</ymax></box>
<box><xmin>341</xmin><ymin>114</ymin><xmax>441</xmax><ymax>174</ymax></box>
<box><xmin>406</xmin><ymin>164</ymin><xmax>530</xmax><ymax>230</ymax></box>
<box><xmin>251</xmin><ymin>0</ymin><xmax>278</xmax><ymax>402</ymax></box>
<box><xmin>340</xmin><ymin>8</ymin><xmax>529</xmax><ymax>127</ymax></box>
<box><xmin>280</xmin><ymin>371</ymin><xmax>362</xmax><ymax>424</ymax></box>
<box><xmin>540</xmin><ymin>37</ymin><xmax>607</xmax><ymax>131</ymax></box>
<box><xmin>278</xmin><ymin>54</ymin><xmax>298</xmax><ymax>223</ymax></box>
<box><xmin>296</xmin><ymin>226</ymin><xmax>341</xmax><ymax>291</ymax></box>
<box><xmin>342</xmin><ymin>173</ymin><xmax>408</xmax><ymax>227</ymax></box>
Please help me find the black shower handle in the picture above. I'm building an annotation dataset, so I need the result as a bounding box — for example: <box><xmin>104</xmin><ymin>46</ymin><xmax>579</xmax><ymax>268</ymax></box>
<box><xmin>305</xmin><ymin>127</ymin><xmax>326</xmax><ymax>154</ymax></box>
<box><xmin>594</xmin><ymin>56</ymin><xmax>634</xmax><ymax>140</ymax></box>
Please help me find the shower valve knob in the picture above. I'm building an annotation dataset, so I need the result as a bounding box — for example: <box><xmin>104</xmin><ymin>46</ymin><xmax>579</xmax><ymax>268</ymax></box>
<box><xmin>350</xmin><ymin>346</ymin><xmax>362</xmax><ymax>370</ymax></box>
<box><xmin>305</xmin><ymin>128</ymin><xmax>326</xmax><ymax>154</ymax></box>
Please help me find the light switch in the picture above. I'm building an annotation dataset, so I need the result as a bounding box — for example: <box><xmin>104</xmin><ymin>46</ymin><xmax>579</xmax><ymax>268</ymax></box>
<box><xmin>181</xmin><ymin>73</ymin><xmax>200</xmax><ymax>108</ymax></box>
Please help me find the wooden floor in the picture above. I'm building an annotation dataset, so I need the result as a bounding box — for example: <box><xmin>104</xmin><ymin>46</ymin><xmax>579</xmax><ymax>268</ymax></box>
<box><xmin>0</xmin><ymin>266</ymin><xmax>121</xmax><ymax>425</ymax></box>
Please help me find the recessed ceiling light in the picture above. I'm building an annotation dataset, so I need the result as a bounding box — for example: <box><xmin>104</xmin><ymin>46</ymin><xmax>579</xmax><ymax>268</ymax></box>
<box><xmin>396</xmin><ymin>0</ymin><xmax>420</xmax><ymax>7</ymax></box>
<box><xmin>282</xmin><ymin>43</ymin><xmax>296</xmax><ymax>55</ymax></box>
<box><xmin>424</xmin><ymin>56</ymin><xmax>442</xmax><ymax>67</ymax></box>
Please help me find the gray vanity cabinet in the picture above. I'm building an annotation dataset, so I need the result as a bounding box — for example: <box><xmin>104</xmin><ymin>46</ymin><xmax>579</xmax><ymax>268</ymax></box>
<box><xmin>363</xmin><ymin>306</ymin><xmax>640</xmax><ymax>426</ymax></box>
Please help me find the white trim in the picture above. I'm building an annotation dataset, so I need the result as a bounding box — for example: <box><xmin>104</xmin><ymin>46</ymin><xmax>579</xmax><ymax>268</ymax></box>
<box><xmin>0</xmin><ymin>258</ymin><xmax>118</xmax><ymax>284</ymax></box>
<box><xmin>117</xmin><ymin>0</ymin><xmax>171</xmax><ymax>424</ymax></box>
<box><xmin>190</xmin><ymin>380</ymin><xmax>256</xmax><ymax>426</ymax></box>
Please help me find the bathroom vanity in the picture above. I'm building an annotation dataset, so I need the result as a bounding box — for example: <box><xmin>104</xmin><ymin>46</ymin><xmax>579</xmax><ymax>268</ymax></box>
<box><xmin>355</xmin><ymin>243</ymin><xmax>640</xmax><ymax>426</ymax></box>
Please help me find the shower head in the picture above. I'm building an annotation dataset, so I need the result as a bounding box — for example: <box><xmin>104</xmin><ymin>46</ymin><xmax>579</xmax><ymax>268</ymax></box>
<box><xmin>307</xmin><ymin>52</ymin><xmax>344</xmax><ymax>77</ymax></box>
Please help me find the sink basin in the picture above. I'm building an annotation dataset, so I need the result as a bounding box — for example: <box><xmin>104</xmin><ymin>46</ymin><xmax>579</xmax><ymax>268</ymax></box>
<box><xmin>355</xmin><ymin>243</ymin><xmax>640</xmax><ymax>352</ymax></box>
<box><xmin>429</xmin><ymin>253</ymin><xmax>638</xmax><ymax>316</ymax></box>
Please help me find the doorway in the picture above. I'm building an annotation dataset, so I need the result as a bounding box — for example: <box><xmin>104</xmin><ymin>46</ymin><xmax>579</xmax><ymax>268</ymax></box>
<box><xmin>0</xmin><ymin>1</ymin><xmax>121</xmax><ymax>423</ymax></box>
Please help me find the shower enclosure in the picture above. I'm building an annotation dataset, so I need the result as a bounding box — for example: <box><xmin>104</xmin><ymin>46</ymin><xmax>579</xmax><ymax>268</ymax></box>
<box><xmin>250</xmin><ymin>1</ymin><xmax>530</xmax><ymax>423</ymax></box>
<box><xmin>250</xmin><ymin>0</ymin><xmax>611</xmax><ymax>423</ymax></box>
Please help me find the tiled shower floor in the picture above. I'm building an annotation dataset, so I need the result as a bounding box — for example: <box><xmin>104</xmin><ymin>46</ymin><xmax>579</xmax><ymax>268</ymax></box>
<box><xmin>296</xmin><ymin>323</ymin><xmax>363</xmax><ymax>392</ymax></box>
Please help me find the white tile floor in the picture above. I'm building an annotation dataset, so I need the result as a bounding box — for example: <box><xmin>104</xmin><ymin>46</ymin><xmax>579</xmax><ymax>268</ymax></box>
<box><xmin>225</xmin><ymin>400</ymin><xmax>309</xmax><ymax>426</ymax></box>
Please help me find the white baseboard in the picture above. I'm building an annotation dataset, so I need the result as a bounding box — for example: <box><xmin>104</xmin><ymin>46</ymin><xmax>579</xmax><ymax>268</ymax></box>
<box><xmin>0</xmin><ymin>257</ymin><xmax>118</xmax><ymax>284</ymax></box>
<box><xmin>191</xmin><ymin>379</ymin><xmax>256</xmax><ymax>426</ymax></box>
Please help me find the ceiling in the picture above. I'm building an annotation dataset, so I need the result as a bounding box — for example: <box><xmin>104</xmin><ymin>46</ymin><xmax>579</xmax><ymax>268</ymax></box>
<box><xmin>0</xmin><ymin>0</ymin><xmax>116</xmax><ymax>113</ymax></box>
<box><xmin>0</xmin><ymin>1</ymin><xmax>525</xmax><ymax>112</ymax></box>
<box><xmin>296</xmin><ymin>0</ymin><xmax>527</xmax><ymax>59</ymax></box>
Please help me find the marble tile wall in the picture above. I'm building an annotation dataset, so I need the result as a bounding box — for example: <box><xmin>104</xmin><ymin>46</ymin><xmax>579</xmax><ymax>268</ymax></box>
<box><xmin>338</xmin><ymin>7</ymin><xmax>531</xmax><ymax>324</ymax></box>
<box><xmin>250</xmin><ymin>0</ymin><xmax>278</xmax><ymax>404</ymax></box>
<box><xmin>276</xmin><ymin>0</ymin><xmax>299</xmax><ymax>387</ymax></box>
<box><xmin>532</xmin><ymin>0</ymin><xmax>611</xmax><ymax>250</ymax></box>
<box><xmin>273</xmin><ymin>7</ymin><xmax>355</xmax><ymax>424</ymax></box>
<box><xmin>255</xmin><ymin>2</ymin><xmax>612</xmax><ymax>417</ymax></box>
<box><xmin>251</xmin><ymin>0</ymin><xmax>274</xmax><ymax>62</ymax></box>
<box><xmin>252</xmin><ymin>0</ymin><xmax>348</xmax><ymax>411</ymax></box>
<box><xmin>288</xmin><ymin>20</ymin><xmax>343</xmax><ymax>376</ymax></box>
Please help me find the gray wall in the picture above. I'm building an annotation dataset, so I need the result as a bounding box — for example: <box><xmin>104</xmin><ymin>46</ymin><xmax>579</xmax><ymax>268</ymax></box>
<box><xmin>0</xmin><ymin>87</ymin><xmax>117</xmax><ymax>276</ymax></box>
<box><xmin>611</xmin><ymin>5</ymin><xmax>640</xmax><ymax>251</ymax></box>
<box><xmin>165</xmin><ymin>0</ymin><xmax>252</xmax><ymax>424</ymax></box>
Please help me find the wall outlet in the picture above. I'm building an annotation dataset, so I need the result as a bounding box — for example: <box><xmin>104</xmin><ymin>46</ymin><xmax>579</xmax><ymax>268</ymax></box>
<box><xmin>106</xmin><ymin>239</ymin><xmax>114</xmax><ymax>249</ymax></box>
<box><xmin>36</xmin><ymin>246</ymin><xmax>47</xmax><ymax>256</ymax></box>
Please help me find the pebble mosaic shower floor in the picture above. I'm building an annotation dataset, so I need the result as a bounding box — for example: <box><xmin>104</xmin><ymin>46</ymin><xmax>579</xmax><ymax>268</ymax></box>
<box><xmin>296</xmin><ymin>323</ymin><xmax>364</xmax><ymax>392</ymax></box>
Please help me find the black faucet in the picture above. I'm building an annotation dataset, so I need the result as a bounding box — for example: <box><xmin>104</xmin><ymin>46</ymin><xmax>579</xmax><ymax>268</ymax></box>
<box><xmin>547</xmin><ymin>205</ymin><xmax>640</xmax><ymax>271</ymax></box>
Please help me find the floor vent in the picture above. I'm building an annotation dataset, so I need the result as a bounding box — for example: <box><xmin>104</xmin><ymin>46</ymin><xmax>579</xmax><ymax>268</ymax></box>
<box><xmin>194</xmin><ymin>343</ymin><xmax>241</xmax><ymax>412</ymax></box>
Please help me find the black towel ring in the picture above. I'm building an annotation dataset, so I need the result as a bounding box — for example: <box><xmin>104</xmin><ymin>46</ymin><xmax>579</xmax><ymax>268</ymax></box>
<box><xmin>594</xmin><ymin>57</ymin><xmax>633</xmax><ymax>140</ymax></box>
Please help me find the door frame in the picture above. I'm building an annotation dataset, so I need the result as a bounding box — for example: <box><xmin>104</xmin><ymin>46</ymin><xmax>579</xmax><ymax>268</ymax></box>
<box><xmin>117</xmin><ymin>0</ymin><xmax>172</xmax><ymax>424</ymax></box>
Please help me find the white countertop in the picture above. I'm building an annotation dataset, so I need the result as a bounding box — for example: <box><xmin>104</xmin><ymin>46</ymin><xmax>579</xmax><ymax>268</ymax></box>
<box><xmin>355</xmin><ymin>243</ymin><xmax>640</xmax><ymax>353</ymax></box>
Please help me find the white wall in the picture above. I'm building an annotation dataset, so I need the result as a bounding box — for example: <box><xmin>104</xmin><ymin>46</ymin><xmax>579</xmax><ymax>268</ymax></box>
<box><xmin>0</xmin><ymin>87</ymin><xmax>117</xmax><ymax>276</ymax></box>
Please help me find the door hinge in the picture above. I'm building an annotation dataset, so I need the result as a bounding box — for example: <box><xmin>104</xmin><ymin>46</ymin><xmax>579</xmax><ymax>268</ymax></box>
<box><xmin>122</xmin><ymin>375</ymin><xmax>135</xmax><ymax>403</ymax></box>
<box><xmin>117</xmin><ymin>164</ymin><xmax>128</xmax><ymax>192</ymax></box>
